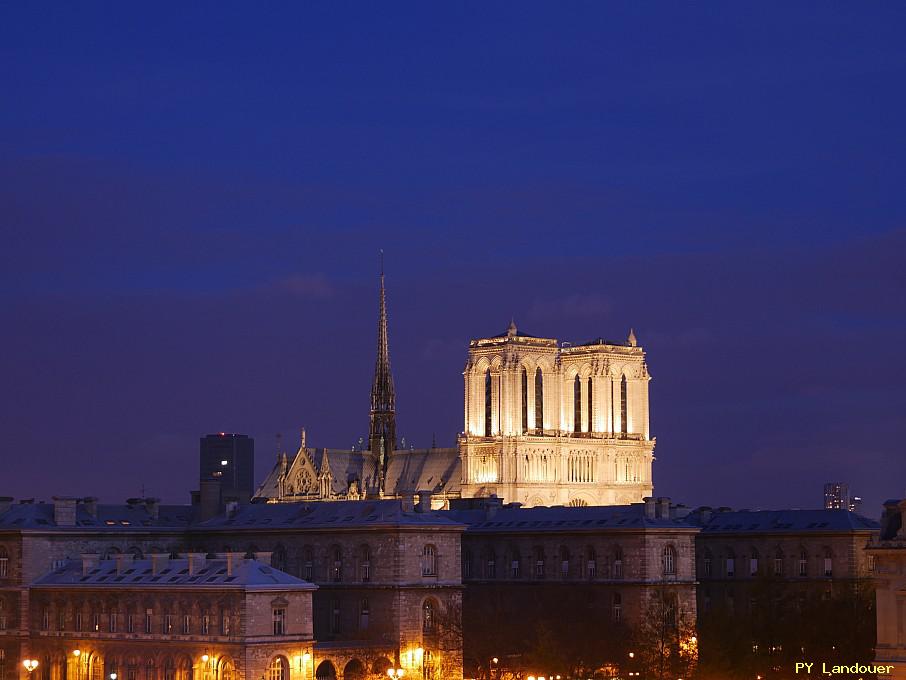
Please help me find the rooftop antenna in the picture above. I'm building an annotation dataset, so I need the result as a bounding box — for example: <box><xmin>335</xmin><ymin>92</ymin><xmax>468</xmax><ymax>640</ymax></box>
<box><xmin>380</xmin><ymin>249</ymin><xmax>384</xmax><ymax>276</ymax></box>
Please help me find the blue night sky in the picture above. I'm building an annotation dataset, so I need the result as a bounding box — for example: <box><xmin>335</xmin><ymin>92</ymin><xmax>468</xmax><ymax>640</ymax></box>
<box><xmin>2</xmin><ymin>3</ymin><xmax>904</xmax><ymax>513</ymax></box>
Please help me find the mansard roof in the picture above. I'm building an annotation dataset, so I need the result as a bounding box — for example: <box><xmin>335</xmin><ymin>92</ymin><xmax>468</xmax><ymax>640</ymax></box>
<box><xmin>0</xmin><ymin>501</ymin><xmax>194</xmax><ymax>530</ymax></box>
<box><xmin>197</xmin><ymin>499</ymin><xmax>464</xmax><ymax>531</ymax></box>
<box><xmin>32</xmin><ymin>557</ymin><xmax>315</xmax><ymax>591</ymax></box>
<box><xmin>693</xmin><ymin>508</ymin><xmax>879</xmax><ymax>534</ymax></box>
<box><xmin>443</xmin><ymin>503</ymin><xmax>697</xmax><ymax>532</ymax></box>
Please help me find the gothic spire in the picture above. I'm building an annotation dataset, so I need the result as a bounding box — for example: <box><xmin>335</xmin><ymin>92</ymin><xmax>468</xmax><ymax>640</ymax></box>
<box><xmin>369</xmin><ymin>254</ymin><xmax>396</xmax><ymax>490</ymax></box>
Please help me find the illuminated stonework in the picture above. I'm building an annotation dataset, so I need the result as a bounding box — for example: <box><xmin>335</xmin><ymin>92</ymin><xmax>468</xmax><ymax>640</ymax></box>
<box><xmin>459</xmin><ymin>322</ymin><xmax>654</xmax><ymax>507</ymax></box>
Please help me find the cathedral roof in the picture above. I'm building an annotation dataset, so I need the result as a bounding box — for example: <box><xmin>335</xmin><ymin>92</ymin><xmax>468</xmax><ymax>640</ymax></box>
<box><xmin>31</xmin><ymin>557</ymin><xmax>314</xmax><ymax>590</ymax></box>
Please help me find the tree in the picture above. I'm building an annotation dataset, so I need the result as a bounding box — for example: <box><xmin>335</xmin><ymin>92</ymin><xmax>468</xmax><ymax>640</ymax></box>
<box><xmin>632</xmin><ymin>585</ymin><xmax>698</xmax><ymax>680</ymax></box>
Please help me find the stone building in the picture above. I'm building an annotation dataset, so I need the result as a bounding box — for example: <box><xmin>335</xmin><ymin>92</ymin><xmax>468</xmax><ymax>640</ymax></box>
<box><xmin>869</xmin><ymin>499</ymin><xmax>906</xmax><ymax>679</ymax></box>
<box><xmin>458</xmin><ymin>323</ymin><xmax>654</xmax><ymax>507</ymax></box>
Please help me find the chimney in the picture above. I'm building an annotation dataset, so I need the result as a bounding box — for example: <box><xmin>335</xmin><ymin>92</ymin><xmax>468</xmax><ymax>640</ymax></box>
<box><xmin>150</xmin><ymin>553</ymin><xmax>169</xmax><ymax>575</ymax></box>
<box><xmin>643</xmin><ymin>497</ymin><xmax>656</xmax><ymax>520</ymax></box>
<box><xmin>53</xmin><ymin>497</ymin><xmax>78</xmax><ymax>527</ymax></box>
<box><xmin>400</xmin><ymin>495</ymin><xmax>415</xmax><ymax>512</ymax></box>
<box><xmin>81</xmin><ymin>553</ymin><xmax>99</xmax><ymax>576</ymax></box>
<box><xmin>881</xmin><ymin>500</ymin><xmax>902</xmax><ymax>540</ymax></box>
<box><xmin>0</xmin><ymin>497</ymin><xmax>13</xmax><ymax>515</ymax></box>
<box><xmin>255</xmin><ymin>551</ymin><xmax>273</xmax><ymax>566</ymax></box>
<box><xmin>187</xmin><ymin>553</ymin><xmax>207</xmax><ymax>575</ymax></box>
<box><xmin>144</xmin><ymin>498</ymin><xmax>160</xmax><ymax>520</ymax></box>
<box><xmin>657</xmin><ymin>497</ymin><xmax>671</xmax><ymax>519</ymax></box>
<box><xmin>199</xmin><ymin>478</ymin><xmax>223</xmax><ymax>522</ymax></box>
<box><xmin>81</xmin><ymin>497</ymin><xmax>98</xmax><ymax>518</ymax></box>
<box><xmin>224</xmin><ymin>552</ymin><xmax>245</xmax><ymax>576</ymax></box>
<box><xmin>484</xmin><ymin>495</ymin><xmax>503</xmax><ymax>519</ymax></box>
<box><xmin>114</xmin><ymin>553</ymin><xmax>135</xmax><ymax>575</ymax></box>
<box><xmin>416</xmin><ymin>490</ymin><xmax>432</xmax><ymax>513</ymax></box>
<box><xmin>698</xmin><ymin>506</ymin><xmax>713</xmax><ymax>525</ymax></box>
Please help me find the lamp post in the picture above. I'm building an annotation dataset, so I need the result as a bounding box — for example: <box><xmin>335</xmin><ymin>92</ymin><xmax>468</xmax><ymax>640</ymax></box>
<box><xmin>23</xmin><ymin>659</ymin><xmax>40</xmax><ymax>678</ymax></box>
<box><xmin>386</xmin><ymin>668</ymin><xmax>404</xmax><ymax>680</ymax></box>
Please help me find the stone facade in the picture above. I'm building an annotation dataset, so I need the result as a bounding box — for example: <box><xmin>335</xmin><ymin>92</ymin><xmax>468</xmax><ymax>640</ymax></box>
<box><xmin>869</xmin><ymin>500</ymin><xmax>906</xmax><ymax>680</ymax></box>
<box><xmin>459</xmin><ymin>323</ymin><xmax>654</xmax><ymax>507</ymax></box>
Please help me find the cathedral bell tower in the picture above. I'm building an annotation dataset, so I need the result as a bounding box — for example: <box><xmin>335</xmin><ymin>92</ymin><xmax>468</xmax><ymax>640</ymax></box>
<box><xmin>369</xmin><ymin>256</ymin><xmax>396</xmax><ymax>491</ymax></box>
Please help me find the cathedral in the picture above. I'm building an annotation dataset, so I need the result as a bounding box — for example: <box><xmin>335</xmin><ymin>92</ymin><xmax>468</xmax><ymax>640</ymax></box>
<box><xmin>255</xmin><ymin>273</ymin><xmax>654</xmax><ymax>508</ymax></box>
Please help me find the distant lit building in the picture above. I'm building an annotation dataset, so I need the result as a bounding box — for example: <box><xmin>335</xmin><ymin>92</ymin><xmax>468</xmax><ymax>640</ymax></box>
<box><xmin>824</xmin><ymin>482</ymin><xmax>851</xmax><ymax>510</ymax></box>
<box><xmin>200</xmin><ymin>433</ymin><xmax>254</xmax><ymax>501</ymax></box>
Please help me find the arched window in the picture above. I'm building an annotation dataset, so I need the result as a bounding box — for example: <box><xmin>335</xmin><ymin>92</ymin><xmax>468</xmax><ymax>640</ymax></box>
<box><xmin>663</xmin><ymin>545</ymin><xmax>676</xmax><ymax>576</ymax></box>
<box><xmin>422</xmin><ymin>545</ymin><xmax>437</xmax><ymax>577</ymax></box>
<box><xmin>220</xmin><ymin>659</ymin><xmax>235</xmax><ymax>680</ymax></box>
<box><xmin>574</xmin><ymin>375</ymin><xmax>581</xmax><ymax>432</ymax></box>
<box><xmin>484</xmin><ymin>369</ymin><xmax>492</xmax><ymax>436</ymax></box>
<box><xmin>535</xmin><ymin>368</ymin><xmax>544</xmax><ymax>432</ymax></box>
<box><xmin>521</xmin><ymin>367</ymin><xmax>528</xmax><ymax>434</ymax></box>
<box><xmin>612</xmin><ymin>592</ymin><xmax>622</xmax><ymax>622</ymax></box>
<box><xmin>359</xmin><ymin>545</ymin><xmax>371</xmax><ymax>582</ymax></box>
<box><xmin>620</xmin><ymin>375</ymin><xmax>628</xmax><ymax>434</ymax></box>
<box><xmin>331</xmin><ymin>546</ymin><xmax>342</xmax><ymax>582</ymax></box>
<box><xmin>268</xmin><ymin>658</ymin><xmax>289</xmax><ymax>680</ymax></box>
<box><xmin>422</xmin><ymin>599</ymin><xmax>436</xmax><ymax>633</ymax></box>
<box><xmin>587</xmin><ymin>376</ymin><xmax>593</xmax><ymax>432</ymax></box>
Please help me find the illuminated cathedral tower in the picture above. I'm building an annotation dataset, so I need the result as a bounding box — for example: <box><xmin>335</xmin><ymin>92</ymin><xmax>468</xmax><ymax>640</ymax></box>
<box><xmin>369</xmin><ymin>260</ymin><xmax>396</xmax><ymax>491</ymax></box>
<box><xmin>459</xmin><ymin>321</ymin><xmax>655</xmax><ymax>507</ymax></box>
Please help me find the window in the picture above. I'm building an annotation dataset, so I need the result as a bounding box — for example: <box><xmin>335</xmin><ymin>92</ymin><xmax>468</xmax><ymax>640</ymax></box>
<box><xmin>76</xmin><ymin>612</ymin><xmax>83</xmax><ymax>632</ymax></box>
<box><xmin>201</xmin><ymin>614</ymin><xmax>209</xmax><ymax>635</ymax></box>
<box><xmin>331</xmin><ymin>547</ymin><xmax>342</xmax><ymax>582</ymax></box>
<box><xmin>612</xmin><ymin>593</ymin><xmax>622</xmax><ymax>622</ymax></box>
<box><xmin>422</xmin><ymin>600</ymin><xmax>435</xmax><ymax>633</ymax></box>
<box><xmin>59</xmin><ymin>611</ymin><xmax>66</xmax><ymax>631</ymax></box>
<box><xmin>663</xmin><ymin>546</ymin><xmax>676</xmax><ymax>576</ymax></box>
<box><xmin>0</xmin><ymin>548</ymin><xmax>8</xmax><ymax>578</ymax></box>
<box><xmin>267</xmin><ymin>658</ymin><xmax>287</xmax><ymax>680</ymax></box>
<box><xmin>620</xmin><ymin>375</ymin><xmax>628</xmax><ymax>434</ymax></box>
<box><xmin>144</xmin><ymin>611</ymin><xmax>152</xmax><ymax>634</ymax></box>
<box><xmin>462</xmin><ymin>550</ymin><xmax>472</xmax><ymax>579</ymax></box>
<box><xmin>749</xmin><ymin>551</ymin><xmax>759</xmax><ymax>576</ymax></box>
<box><xmin>272</xmin><ymin>608</ymin><xmax>286</xmax><ymax>635</ymax></box>
<box><xmin>726</xmin><ymin>557</ymin><xmax>735</xmax><ymax>578</ymax></box>
<box><xmin>330</xmin><ymin>600</ymin><xmax>340</xmax><ymax>634</ymax></box>
<box><xmin>823</xmin><ymin>549</ymin><xmax>833</xmax><ymax>577</ymax></box>
<box><xmin>774</xmin><ymin>550</ymin><xmax>784</xmax><ymax>576</ymax></box>
<box><xmin>586</xmin><ymin>548</ymin><xmax>597</xmax><ymax>579</ymax></box>
<box><xmin>485</xmin><ymin>551</ymin><xmax>496</xmax><ymax>579</ymax></box>
<box><xmin>484</xmin><ymin>369</ymin><xmax>492</xmax><ymax>436</ymax></box>
<box><xmin>703</xmin><ymin>552</ymin><xmax>712</xmax><ymax>578</ymax></box>
<box><xmin>42</xmin><ymin>608</ymin><xmax>49</xmax><ymax>630</ymax></box>
<box><xmin>534</xmin><ymin>548</ymin><xmax>545</xmax><ymax>579</ymax></box>
<box><xmin>359</xmin><ymin>599</ymin><xmax>370</xmax><ymax>630</ymax></box>
<box><xmin>535</xmin><ymin>368</ymin><xmax>544</xmax><ymax>431</ymax></box>
<box><xmin>574</xmin><ymin>375</ymin><xmax>581</xmax><ymax>433</ymax></box>
<box><xmin>162</xmin><ymin>614</ymin><xmax>172</xmax><ymax>634</ymax></box>
<box><xmin>587</xmin><ymin>376</ymin><xmax>593</xmax><ymax>432</ymax></box>
<box><xmin>868</xmin><ymin>555</ymin><xmax>876</xmax><ymax>572</ymax></box>
<box><xmin>521</xmin><ymin>368</ymin><xmax>528</xmax><ymax>433</ymax></box>
<box><xmin>145</xmin><ymin>660</ymin><xmax>155</xmax><ymax>680</ymax></box>
<box><xmin>422</xmin><ymin>545</ymin><xmax>437</xmax><ymax>577</ymax></box>
<box><xmin>799</xmin><ymin>550</ymin><xmax>808</xmax><ymax>577</ymax></box>
<box><xmin>613</xmin><ymin>547</ymin><xmax>623</xmax><ymax>579</ymax></box>
<box><xmin>510</xmin><ymin>554</ymin><xmax>520</xmax><ymax>579</ymax></box>
<box><xmin>360</xmin><ymin>546</ymin><xmax>371</xmax><ymax>582</ymax></box>
<box><xmin>110</xmin><ymin>612</ymin><xmax>118</xmax><ymax>633</ymax></box>
<box><xmin>560</xmin><ymin>547</ymin><xmax>570</xmax><ymax>579</ymax></box>
<box><xmin>181</xmin><ymin>614</ymin><xmax>189</xmax><ymax>635</ymax></box>
<box><xmin>221</xmin><ymin>609</ymin><xmax>231</xmax><ymax>636</ymax></box>
<box><xmin>93</xmin><ymin>613</ymin><xmax>100</xmax><ymax>632</ymax></box>
<box><xmin>303</xmin><ymin>546</ymin><xmax>314</xmax><ymax>581</ymax></box>
<box><xmin>127</xmin><ymin>614</ymin><xmax>134</xmax><ymax>633</ymax></box>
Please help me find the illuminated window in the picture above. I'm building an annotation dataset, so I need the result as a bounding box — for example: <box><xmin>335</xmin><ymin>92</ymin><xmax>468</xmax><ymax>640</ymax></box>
<box><xmin>422</xmin><ymin>600</ymin><xmax>435</xmax><ymax>633</ymax></box>
<box><xmin>574</xmin><ymin>375</ymin><xmax>581</xmax><ymax>433</ymax></box>
<box><xmin>620</xmin><ymin>375</ymin><xmax>628</xmax><ymax>434</ymax></box>
<box><xmin>663</xmin><ymin>546</ymin><xmax>676</xmax><ymax>576</ymax></box>
<box><xmin>422</xmin><ymin>545</ymin><xmax>437</xmax><ymax>577</ymax></box>
<box><xmin>272</xmin><ymin>608</ymin><xmax>285</xmax><ymax>635</ymax></box>
<box><xmin>535</xmin><ymin>368</ymin><xmax>544</xmax><ymax>432</ymax></box>
<box><xmin>521</xmin><ymin>368</ymin><xmax>528</xmax><ymax>433</ymax></box>
<box><xmin>484</xmin><ymin>370</ymin><xmax>492</xmax><ymax>436</ymax></box>
<box><xmin>267</xmin><ymin>658</ymin><xmax>287</xmax><ymax>680</ymax></box>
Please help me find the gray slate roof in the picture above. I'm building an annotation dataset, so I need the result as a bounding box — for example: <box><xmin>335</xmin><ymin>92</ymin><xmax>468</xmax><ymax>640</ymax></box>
<box><xmin>694</xmin><ymin>509</ymin><xmax>879</xmax><ymax>534</ymax></box>
<box><xmin>443</xmin><ymin>503</ymin><xmax>696</xmax><ymax>532</ymax></box>
<box><xmin>0</xmin><ymin>503</ymin><xmax>194</xmax><ymax>530</ymax></box>
<box><xmin>198</xmin><ymin>499</ymin><xmax>464</xmax><ymax>531</ymax></box>
<box><xmin>31</xmin><ymin>557</ymin><xmax>315</xmax><ymax>590</ymax></box>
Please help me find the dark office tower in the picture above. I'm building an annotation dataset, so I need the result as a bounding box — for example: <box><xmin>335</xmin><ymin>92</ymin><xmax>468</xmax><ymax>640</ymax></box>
<box><xmin>200</xmin><ymin>433</ymin><xmax>255</xmax><ymax>501</ymax></box>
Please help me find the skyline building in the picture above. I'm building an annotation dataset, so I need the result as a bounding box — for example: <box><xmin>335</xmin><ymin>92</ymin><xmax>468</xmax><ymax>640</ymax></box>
<box><xmin>199</xmin><ymin>433</ymin><xmax>254</xmax><ymax>502</ymax></box>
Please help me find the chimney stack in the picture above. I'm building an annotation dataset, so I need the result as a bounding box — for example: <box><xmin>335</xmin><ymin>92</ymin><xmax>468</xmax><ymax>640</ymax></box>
<box><xmin>53</xmin><ymin>497</ymin><xmax>78</xmax><ymax>526</ymax></box>
<box><xmin>114</xmin><ymin>553</ymin><xmax>135</xmax><ymax>575</ymax></box>
<box><xmin>144</xmin><ymin>498</ymin><xmax>160</xmax><ymax>520</ymax></box>
<box><xmin>657</xmin><ymin>497</ymin><xmax>671</xmax><ymax>519</ymax></box>
<box><xmin>187</xmin><ymin>553</ymin><xmax>206</xmax><ymax>575</ymax></box>
<box><xmin>81</xmin><ymin>553</ymin><xmax>99</xmax><ymax>576</ymax></box>
<box><xmin>416</xmin><ymin>490</ymin><xmax>432</xmax><ymax>513</ymax></box>
<box><xmin>643</xmin><ymin>497</ymin><xmax>656</xmax><ymax>520</ymax></box>
<box><xmin>0</xmin><ymin>497</ymin><xmax>13</xmax><ymax>515</ymax></box>
<box><xmin>81</xmin><ymin>497</ymin><xmax>98</xmax><ymax>518</ymax></box>
<box><xmin>150</xmin><ymin>553</ymin><xmax>169</xmax><ymax>575</ymax></box>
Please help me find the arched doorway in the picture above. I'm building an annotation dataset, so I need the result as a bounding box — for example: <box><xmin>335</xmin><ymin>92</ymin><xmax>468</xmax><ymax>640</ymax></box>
<box><xmin>342</xmin><ymin>660</ymin><xmax>365</xmax><ymax>680</ymax></box>
<box><xmin>315</xmin><ymin>661</ymin><xmax>336</xmax><ymax>680</ymax></box>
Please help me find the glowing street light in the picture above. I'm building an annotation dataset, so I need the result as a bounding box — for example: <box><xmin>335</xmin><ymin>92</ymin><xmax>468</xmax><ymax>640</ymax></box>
<box><xmin>110</xmin><ymin>673</ymin><xmax>118</xmax><ymax>680</ymax></box>
<box><xmin>387</xmin><ymin>669</ymin><xmax>405</xmax><ymax>680</ymax></box>
<box><xmin>23</xmin><ymin>660</ymin><xmax>40</xmax><ymax>674</ymax></box>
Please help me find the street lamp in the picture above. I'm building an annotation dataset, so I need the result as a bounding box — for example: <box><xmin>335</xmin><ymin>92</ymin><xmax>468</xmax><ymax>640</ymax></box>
<box><xmin>387</xmin><ymin>669</ymin><xmax>404</xmax><ymax>680</ymax></box>
<box><xmin>23</xmin><ymin>660</ymin><xmax>39</xmax><ymax>675</ymax></box>
<box><xmin>110</xmin><ymin>673</ymin><xmax>118</xmax><ymax>680</ymax></box>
